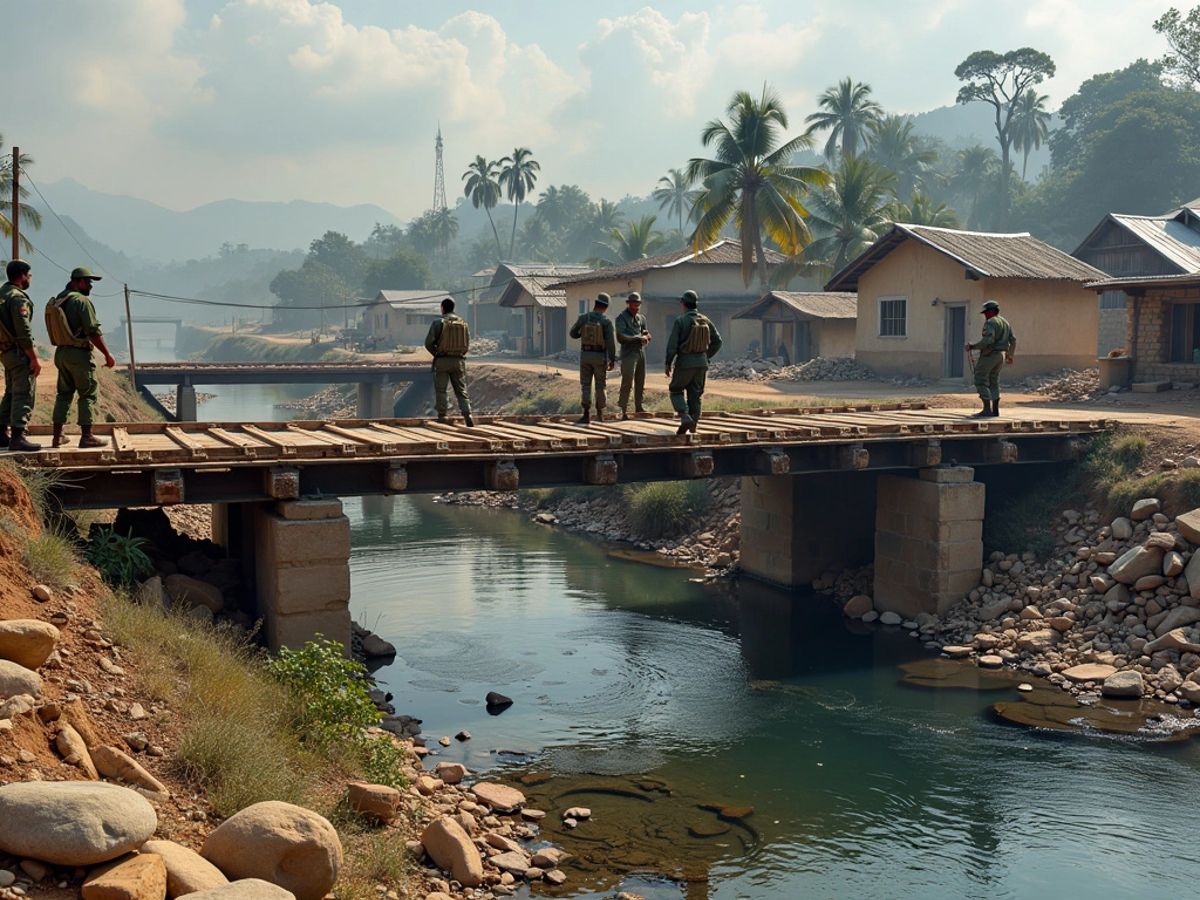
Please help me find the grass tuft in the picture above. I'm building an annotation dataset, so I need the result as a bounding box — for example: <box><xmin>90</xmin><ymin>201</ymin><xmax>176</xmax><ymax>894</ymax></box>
<box><xmin>624</xmin><ymin>481</ymin><xmax>709</xmax><ymax>539</ymax></box>
<box><xmin>21</xmin><ymin>529</ymin><xmax>79</xmax><ymax>589</ymax></box>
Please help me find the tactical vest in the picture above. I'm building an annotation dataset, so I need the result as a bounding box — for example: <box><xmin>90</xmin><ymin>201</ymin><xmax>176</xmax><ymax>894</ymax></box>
<box><xmin>45</xmin><ymin>296</ymin><xmax>91</xmax><ymax>349</ymax></box>
<box><xmin>681</xmin><ymin>315</ymin><xmax>712</xmax><ymax>354</ymax></box>
<box><xmin>580</xmin><ymin>319</ymin><xmax>604</xmax><ymax>351</ymax></box>
<box><xmin>437</xmin><ymin>317</ymin><xmax>469</xmax><ymax>356</ymax></box>
<box><xmin>986</xmin><ymin>316</ymin><xmax>1013</xmax><ymax>352</ymax></box>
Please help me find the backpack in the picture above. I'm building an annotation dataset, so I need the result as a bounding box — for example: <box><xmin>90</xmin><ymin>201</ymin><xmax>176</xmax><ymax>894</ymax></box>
<box><xmin>437</xmin><ymin>317</ymin><xmax>469</xmax><ymax>355</ymax></box>
<box><xmin>580</xmin><ymin>319</ymin><xmax>604</xmax><ymax>350</ymax></box>
<box><xmin>45</xmin><ymin>295</ymin><xmax>89</xmax><ymax>348</ymax></box>
<box><xmin>682</xmin><ymin>315</ymin><xmax>711</xmax><ymax>354</ymax></box>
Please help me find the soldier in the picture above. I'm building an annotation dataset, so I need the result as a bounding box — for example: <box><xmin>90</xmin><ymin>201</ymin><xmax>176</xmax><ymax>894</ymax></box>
<box><xmin>568</xmin><ymin>292</ymin><xmax>616</xmax><ymax>424</ymax></box>
<box><xmin>0</xmin><ymin>260</ymin><xmax>42</xmax><ymax>451</ymax></box>
<box><xmin>665</xmin><ymin>290</ymin><xmax>722</xmax><ymax>435</ymax></box>
<box><xmin>46</xmin><ymin>267</ymin><xmax>115</xmax><ymax>448</ymax></box>
<box><xmin>964</xmin><ymin>299</ymin><xmax>1016</xmax><ymax>418</ymax></box>
<box><xmin>424</xmin><ymin>296</ymin><xmax>474</xmax><ymax>427</ymax></box>
<box><xmin>615</xmin><ymin>291</ymin><xmax>650</xmax><ymax>420</ymax></box>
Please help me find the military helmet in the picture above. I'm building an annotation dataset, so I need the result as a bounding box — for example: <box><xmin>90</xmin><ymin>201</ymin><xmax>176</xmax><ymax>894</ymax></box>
<box><xmin>70</xmin><ymin>266</ymin><xmax>102</xmax><ymax>281</ymax></box>
<box><xmin>595</xmin><ymin>292</ymin><xmax>610</xmax><ymax>307</ymax></box>
<box><xmin>980</xmin><ymin>300</ymin><xmax>1000</xmax><ymax>313</ymax></box>
<box><xmin>681</xmin><ymin>290</ymin><xmax>698</xmax><ymax>303</ymax></box>
<box><xmin>627</xmin><ymin>291</ymin><xmax>641</xmax><ymax>303</ymax></box>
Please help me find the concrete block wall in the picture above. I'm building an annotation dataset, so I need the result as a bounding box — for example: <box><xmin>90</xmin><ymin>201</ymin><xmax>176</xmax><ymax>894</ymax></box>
<box><xmin>874</xmin><ymin>468</ymin><xmax>983</xmax><ymax>618</ymax></box>
<box><xmin>252</xmin><ymin>498</ymin><xmax>352</xmax><ymax>651</ymax></box>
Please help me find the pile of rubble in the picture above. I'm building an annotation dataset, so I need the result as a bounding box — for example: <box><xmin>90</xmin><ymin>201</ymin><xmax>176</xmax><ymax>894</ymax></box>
<box><xmin>471</xmin><ymin>337</ymin><xmax>501</xmax><ymax>357</ymax></box>
<box><xmin>1016</xmin><ymin>368</ymin><xmax>1104</xmax><ymax>402</ymax></box>
<box><xmin>707</xmin><ymin>355</ymin><xmax>880</xmax><ymax>383</ymax></box>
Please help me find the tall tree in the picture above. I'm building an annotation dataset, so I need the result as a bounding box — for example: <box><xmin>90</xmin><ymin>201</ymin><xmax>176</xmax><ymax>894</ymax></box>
<box><xmin>0</xmin><ymin>137</ymin><xmax>42</xmax><ymax>254</ymax></box>
<box><xmin>799</xmin><ymin>155</ymin><xmax>895</xmax><ymax>275</ymax></box>
<box><xmin>1154</xmin><ymin>5</ymin><xmax>1200</xmax><ymax>87</ymax></box>
<box><xmin>652</xmin><ymin>168</ymin><xmax>698</xmax><ymax>233</ymax></box>
<box><xmin>687</xmin><ymin>85</ymin><xmax>829</xmax><ymax>287</ymax></box>
<box><xmin>867</xmin><ymin>115</ymin><xmax>938</xmax><ymax>198</ymax></box>
<box><xmin>890</xmin><ymin>192</ymin><xmax>960</xmax><ymax>228</ymax></box>
<box><xmin>950</xmin><ymin>145</ymin><xmax>1000</xmax><ymax>228</ymax></box>
<box><xmin>462</xmin><ymin>156</ymin><xmax>504</xmax><ymax>261</ymax></box>
<box><xmin>805</xmin><ymin>78</ymin><xmax>883</xmax><ymax>159</ymax></box>
<box><xmin>307</xmin><ymin>231</ymin><xmax>365</xmax><ymax>288</ymax></box>
<box><xmin>499</xmin><ymin>148</ymin><xmax>540</xmax><ymax>259</ymax></box>
<box><xmin>588</xmin><ymin>215</ymin><xmax>667</xmax><ymax>267</ymax></box>
<box><xmin>1010</xmin><ymin>89</ymin><xmax>1052</xmax><ymax>180</ymax></box>
<box><xmin>1049</xmin><ymin>59</ymin><xmax>1164</xmax><ymax>171</ymax></box>
<box><xmin>954</xmin><ymin>49</ymin><xmax>1056</xmax><ymax>219</ymax></box>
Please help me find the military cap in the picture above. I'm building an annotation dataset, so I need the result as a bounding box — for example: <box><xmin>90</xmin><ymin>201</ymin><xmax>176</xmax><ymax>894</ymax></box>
<box><xmin>681</xmin><ymin>290</ymin><xmax>698</xmax><ymax>308</ymax></box>
<box><xmin>980</xmin><ymin>300</ymin><xmax>1000</xmax><ymax>313</ymax></box>
<box><xmin>595</xmin><ymin>292</ymin><xmax>610</xmax><ymax>307</ymax></box>
<box><xmin>627</xmin><ymin>291</ymin><xmax>641</xmax><ymax>303</ymax></box>
<box><xmin>70</xmin><ymin>266</ymin><xmax>103</xmax><ymax>281</ymax></box>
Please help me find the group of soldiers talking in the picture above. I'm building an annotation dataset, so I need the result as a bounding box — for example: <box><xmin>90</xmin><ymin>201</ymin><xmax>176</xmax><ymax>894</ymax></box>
<box><xmin>0</xmin><ymin>259</ymin><xmax>116</xmax><ymax>452</ymax></box>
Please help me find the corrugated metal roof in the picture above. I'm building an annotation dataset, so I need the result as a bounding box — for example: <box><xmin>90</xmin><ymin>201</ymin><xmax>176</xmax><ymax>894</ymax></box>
<box><xmin>548</xmin><ymin>240</ymin><xmax>786</xmax><ymax>287</ymax></box>
<box><xmin>372</xmin><ymin>290</ymin><xmax>449</xmax><ymax>315</ymax></box>
<box><xmin>498</xmin><ymin>274</ymin><xmax>568</xmax><ymax>309</ymax></box>
<box><xmin>482</xmin><ymin>263</ymin><xmax>591</xmax><ymax>302</ymax></box>
<box><xmin>1108</xmin><ymin>212</ymin><xmax>1200</xmax><ymax>273</ymax></box>
<box><xmin>826</xmin><ymin>224</ymin><xmax>1105</xmax><ymax>291</ymax></box>
<box><xmin>733</xmin><ymin>291</ymin><xmax>857</xmax><ymax>321</ymax></box>
<box><xmin>1085</xmin><ymin>272</ymin><xmax>1200</xmax><ymax>291</ymax></box>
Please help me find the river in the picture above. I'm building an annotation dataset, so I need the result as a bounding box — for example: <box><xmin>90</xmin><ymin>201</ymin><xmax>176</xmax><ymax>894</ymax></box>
<box><xmin>137</xmin><ymin>335</ymin><xmax>1200</xmax><ymax>899</ymax></box>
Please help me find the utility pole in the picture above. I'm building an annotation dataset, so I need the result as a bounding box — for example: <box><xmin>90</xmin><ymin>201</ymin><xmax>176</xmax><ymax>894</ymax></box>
<box><xmin>10</xmin><ymin>147</ymin><xmax>19</xmax><ymax>261</ymax></box>
<box><xmin>123</xmin><ymin>283</ymin><xmax>138</xmax><ymax>387</ymax></box>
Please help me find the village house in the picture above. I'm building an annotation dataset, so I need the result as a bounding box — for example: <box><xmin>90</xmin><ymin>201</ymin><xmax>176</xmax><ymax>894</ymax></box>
<box><xmin>549</xmin><ymin>240</ymin><xmax>786</xmax><ymax>356</ymax></box>
<box><xmin>1073</xmin><ymin>199</ymin><xmax>1200</xmax><ymax>354</ymax></box>
<box><xmin>493</xmin><ymin>264</ymin><xmax>592</xmax><ymax>356</ymax></box>
<box><xmin>730</xmin><ymin>291</ymin><xmax>857</xmax><ymax>363</ymax></box>
<box><xmin>825</xmin><ymin>224</ymin><xmax>1104</xmax><ymax>380</ymax></box>
<box><xmin>361</xmin><ymin>290</ymin><xmax>449</xmax><ymax>348</ymax></box>
<box><xmin>1086</xmin><ymin>272</ymin><xmax>1200</xmax><ymax>384</ymax></box>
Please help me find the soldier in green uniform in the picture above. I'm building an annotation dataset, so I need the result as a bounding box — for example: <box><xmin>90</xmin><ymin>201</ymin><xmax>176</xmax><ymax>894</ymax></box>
<box><xmin>0</xmin><ymin>260</ymin><xmax>43</xmax><ymax>451</ymax></box>
<box><xmin>568</xmin><ymin>293</ymin><xmax>617</xmax><ymax>424</ymax></box>
<box><xmin>424</xmin><ymin>296</ymin><xmax>474</xmax><ymax>427</ymax></box>
<box><xmin>48</xmin><ymin>267</ymin><xmax>116</xmax><ymax>448</ymax></box>
<box><xmin>965</xmin><ymin>299</ymin><xmax>1016</xmax><ymax>418</ymax></box>
<box><xmin>615</xmin><ymin>291</ymin><xmax>650</xmax><ymax>420</ymax></box>
<box><xmin>665</xmin><ymin>290</ymin><xmax>722</xmax><ymax>435</ymax></box>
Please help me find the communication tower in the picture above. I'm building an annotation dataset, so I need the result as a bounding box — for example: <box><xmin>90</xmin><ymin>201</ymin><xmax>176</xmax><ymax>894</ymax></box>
<box><xmin>433</xmin><ymin>125</ymin><xmax>447</xmax><ymax>212</ymax></box>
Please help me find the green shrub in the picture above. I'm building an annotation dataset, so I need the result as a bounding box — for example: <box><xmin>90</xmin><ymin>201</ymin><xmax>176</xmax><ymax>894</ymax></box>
<box><xmin>624</xmin><ymin>481</ymin><xmax>710</xmax><ymax>538</ymax></box>
<box><xmin>86</xmin><ymin>528</ymin><xmax>154</xmax><ymax>587</ymax></box>
<box><xmin>1110</xmin><ymin>433</ymin><xmax>1148</xmax><ymax>472</ymax></box>
<box><xmin>267</xmin><ymin>637</ymin><xmax>380</xmax><ymax>745</ymax></box>
<box><xmin>21</xmin><ymin>530</ymin><xmax>79</xmax><ymax>589</ymax></box>
<box><xmin>360</xmin><ymin>734</ymin><xmax>409</xmax><ymax>789</ymax></box>
<box><xmin>506</xmin><ymin>390</ymin><xmax>575</xmax><ymax>416</ymax></box>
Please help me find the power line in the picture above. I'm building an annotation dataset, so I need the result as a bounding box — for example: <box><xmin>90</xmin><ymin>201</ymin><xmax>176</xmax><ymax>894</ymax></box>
<box><xmin>21</xmin><ymin>171</ymin><xmax>127</xmax><ymax>283</ymax></box>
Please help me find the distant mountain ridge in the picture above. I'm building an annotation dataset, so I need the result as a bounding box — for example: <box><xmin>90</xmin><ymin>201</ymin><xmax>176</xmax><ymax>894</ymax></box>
<box><xmin>35</xmin><ymin>179</ymin><xmax>403</xmax><ymax>264</ymax></box>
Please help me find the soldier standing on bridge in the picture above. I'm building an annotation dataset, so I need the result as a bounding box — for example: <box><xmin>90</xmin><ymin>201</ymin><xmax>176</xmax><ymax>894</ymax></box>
<box><xmin>665</xmin><ymin>290</ymin><xmax>722</xmax><ymax>435</ymax></box>
<box><xmin>615</xmin><ymin>291</ymin><xmax>650</xmax><ymax>420</ymax></box>
<box><xmin>569</xmin><ymin>293</ymin><xmax>617</xmax><ymax>425</ymax></box>
<box><xmin>964</xmin><ymin>299</ymin><xmax>1016</xmax><ymax>418</ymax></box>
<box><xmin>46</xmin><ymin>267</ymin><xmax>116</xmax><ymax>448</ymax></box>
<box><xmin>0</xmin><ymin>260</ymin><xmax>42</xmax><ymax>452</ymax></box>
<box><xmin>425</xmin><ymin>296</ymin><xmax>475</xmax><ymax>427</ymax></box>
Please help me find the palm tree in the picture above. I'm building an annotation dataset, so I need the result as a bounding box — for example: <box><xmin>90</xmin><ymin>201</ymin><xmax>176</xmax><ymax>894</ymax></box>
<box><xmin>498</xmin><ymin>148</ymin><xmax>540</xmax><ymax>259</ymax></box>
<box><xmin>590</xmin><ymin>199</ymin><xmax>624</xmax><ymax>233</ymax></box>
<box><xmin>588</xmin><ymin>215</ymin><xmax>666</xmax><ymax>267</ymax></box>
<box><xmin>889</xmin><ymin>192</ymin><xmax>960</xmax><ymax>228</ymax></box>
<box><xmin>951</xmin><ymin>145</ymin><xmax>1000</xmax><ymax>228</ymax></box>
<box><xmin>0</xmin><ymin>137</ymin><xmax>42</xmax><ymax>253</ymax></box>
<box><xmin>686</xmin><ymin>86</ymin><xmax>828</xmax><ymax>287</ymax></box>
<box><xmin>1009</xmin><ymin>89</ymin><xmax>1052</xmax><ymax>180</ymax></box>
<box><xmin>798</xmin><ymin>155</ymin><xmax>895</xmax><ymax>276</ymax></box>
<box><xmin>867</xmin><ymin>115</ymin><xmax>937</xmax><ymax>198</ymax></box>
<box><xmin>431</xmin><ymin>207</ymin><xmax>459</xmax><ymax>254</ymax></box>
<box><xmin>462</xmin><ymin>156</ymin><xmax>503</xmax><ymax>261</ymax></box>
<box><xmin>805</xmin><ymin>78</ymin><xmax>883</xmax><ymax>159</ymax></box>
<box><xmin>652</xmin><ymin>168</ymin><xmax>698</xmax><ymax>234</ymax></box>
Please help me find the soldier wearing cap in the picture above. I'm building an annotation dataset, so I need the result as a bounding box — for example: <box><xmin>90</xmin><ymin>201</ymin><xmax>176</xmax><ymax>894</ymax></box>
<box><xmin>615</xmin><ymin>291</ymin><xmax>650</xmax><ymax>419</ymax></box>
<box><xmin>665</xmin><ymin>290</ymin><xmax>722</xmax><ymax>435</ymax></box>
<box><xmin>568</xmin><ymin>292</ymin><xmax>617</xmax><ymax>425</ymax></box>
<box><xmin>47</xmin><ymin>267</ymin><xmax>116</xmax><ymax>448</ymax></box>
<box><xmin>0</xmin><ymin>260</ymin><xmax>42</xmax><ymax>451</ymax></box>
<box><xmin>424</xmin><ymin>296</ymin><xmax>474</xmax><ymax>427</ymax></box>
<box><xmin>964</xmin><ymin>299</ymin><xmax>1015</xmax><ymax>418</ymax></box>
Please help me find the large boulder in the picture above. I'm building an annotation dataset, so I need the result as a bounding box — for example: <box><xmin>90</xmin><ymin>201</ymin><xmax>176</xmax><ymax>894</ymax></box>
<box><xmin>141</xmin><ymin>839</ymin><xmax>230</xmax><ymax>897</ymax></box>
<box><xmin>1107</xmin><ymin>545</ymin><xmax>1164</xmax><ymax>585</ymax></box>
<box><xmin>1145</xmin><ymin>628</ymin><xmax>1200</xmax><ymax>654</ymax></box>
<box><xmin>82</xmin><ymin>853</ymin><xmax>167</xmax><ymax>900</ymax></box>
<box><xmin>1154</xmin><ymin>606</ymin><xmax>1200</xmax><ymax>637</ymax></box>
<box><xmin>470</xmin><ymin>782</ymin><xmax>526</xmax><ymax>813</ymax></box>
<box><xmin>165</xmin><ymin>574</ymin><xmax>225</xmax><ymax>614</ymax></box>
<box><xmin>200</xmin><ymin>801</ymin><xmax>342</xmax><ymax>900</ymax></box>
<box><xmin>1178</xmin><ymin>508</ymin><xmax>1200</xmax><ymax>545</ymax></box>
<box><xmin>420</xmin><ymin>816</ymin><xmax>483</xmax><ymax>888</ymax></box>
<box><xmin>1102</xmin><ymin>670</ymin><xmax>1144</xmax><ymax>698</ymax></box>
<box><xmin>181</xmin><ymin>881</ymin><xmax>295</xmax><ymax>900</ymax></box>
<box><xmin>1062</xmin><ymin>663</ymin><xmax>1117</xmax><ymax>683</ymax></box>
<box><xmin>0</xmin><ymin>619</ymin><xmax>58</xmax><ymax>670</ymax></box>
<box><xmin>1130</xmin><ymin>498</ymin><xmax>1161</xmax><ymax>521</ymax></box>
<box><xmin>346</xmin><ymin>782</ymin><xmax>401</xmax><ymax>823</ymax></box>
<box><xmin>0</xmin><ymin>781</ymin><xmax>157</xmax><ymax>865</ymax></box>
<box><xmin>1016</xmin><ymin>629</ymin><xmax>1060</xmax><ymax>653</ymax></box>
<box><xmin>0</xmin><ymin>658</ymin><xmax>41</xmax><ymax>699</ymax></box>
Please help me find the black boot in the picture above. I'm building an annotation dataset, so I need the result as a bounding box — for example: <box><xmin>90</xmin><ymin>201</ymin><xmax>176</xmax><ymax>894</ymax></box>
<box><xmin>574</xmin><ymin>406</ymin><xmax>590</xmax><ymax>425</ymax></box>
<box><xmin>991</xmin><ymin>398</ymin><xmax>1001</xmax><ymax>417</ymax></box>
<box><xmin>436</xmin><ymin>412</ymin><xmax>448</xmax><ymax>423</ymax></box>
<box><xmin>463</xmin><ymin>413</ymin><xmax>475</xmax><ymax>428</ymax></box>
<box><xmin>620</xmin><ymin>408</ymin><xmax>629</xmax><ymax>421</ymax></box>
<box><xmin>676</xmin><ymin>414</ymin><xmax>694</xmax><ymax>435</ymax></box>
<box><xmin>51</xmin><ymin>424</ymin><xmax>66</xmax><ymax>448</ymax></box>
<box><xmin>0</xmin><ymin>427</ymin><xmax>9</xmax><ymax>446</ymax></box>
<box><xmin>79</xmin><ymin>426</ymin><xmax>108</xmax><ymax>448</ymax></box>
<box><xmin>9</xmin><ymin>429</ymin><xmax>41</xmax><ymax>452</ymax></box>
<box><xmin>595</xmin><ymin>408</ymin><xmax>605</xmax><ymax>423</ymax></box>
<box><xmin>969</xmin><ymin>400</ymin><xmax>991</xmax><ymax>418</ymax></box>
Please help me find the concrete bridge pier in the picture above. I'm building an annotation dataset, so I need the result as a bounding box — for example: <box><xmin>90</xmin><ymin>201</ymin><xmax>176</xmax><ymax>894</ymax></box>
<box><xmin>740</xmin><ymin>466</ymin><xmax>984</xmax><ymax>618</ymax></box>
<box><xmin>356</xmin><ymin>382</ymin><xmax>390</xmax><ymax>418</ymax></box>
<box><xmin>176</xmin><ymin>384</ymin><xmax>198</xmax><ymax>421</ymax></box>
<box><xmin>212</xmin><ymin>498</ymin><xmax>352</xmax><ymax>652</ymax></box>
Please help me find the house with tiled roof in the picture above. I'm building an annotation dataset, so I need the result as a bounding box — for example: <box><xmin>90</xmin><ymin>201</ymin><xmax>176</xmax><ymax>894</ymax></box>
<box><xmin>1074</xmin><ymin>200</ymin><xmax>1200</xmax><ymax>354</ymax></box>
<box><xmin>361</xmin><ymin>289</ymin><xmax>451</xmax><ymax>348</ymax></box>
<box><xmin>490</xmin><ymin>263</ymin><xmax>592</xmax><ymax>356</ymax></box>
<box><xmin>731</xmin><ymin>291</ymin><xmax>857</xmax><ymax>362</ymax></box>
<box><xmin>548</xmin><ymin>239</ymin><xmax>787</xmax><ymax>356</ymax></box>
<box><xmin>826</xmin><ymin>224</ymin><xmax>1104</xmax><ymax>379</ymax></box>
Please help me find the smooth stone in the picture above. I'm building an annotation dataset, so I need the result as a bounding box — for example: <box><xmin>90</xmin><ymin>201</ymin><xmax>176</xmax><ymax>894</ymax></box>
<box><xmin>978</xmin><ymin>655</ymin><xmax>1004</xmax><ymax>668</ymax></box>
<box><xmin>419</xmin><ymin>816</ymin><xmax>483</xmax><ymax>888</ymax></box>
<box><xmin>141</xmin><ymin>839</ymin><xmax>230</xmax><ymax>896</ymax></box>
<box><xmin>82</xmin><ymin>853</ymin><xmax>167</xmax><ymax>900</ymax></box>
<box><xmin>0</xmin><ymin>781</ymin><xmax>156</xmax><ymax>865</ymax></box>
<box><xmin>843</xmin><ymin>595</ymin><xmax>873</xmax><ymax>618</ymax></box>
<box><xmin>879</xmin><ymin>611</ymin><xmax>902</xmax><ymax>626</ymax></box>
<box><xmin>1062</xmin><ymin>663</ymin><xmax>1118</xmax><ymax>683</ymax></box>
<box><xmin>1102</xmin><ymin>670</ymin><xmax>1145</xmax><ymax>698</ymax></box>
<box><xmin>0</xmin><ymin>620</ymin><xmax>59</xmax><ymax>670</ymax></box>
<box><xmin>470</xmin><ymin>782</ymin><xmax>526</xmax><ymax>812</ymax></box>
<box><xmin>185</xmin><ymin>881</ymin><xmax>296</xmax><ymax>900</ymax></box>
<box><xmin>1131</xmin><ymin>498</ymin><xmax>1161</xmax><ymax>521</ymax></box>
<box><xmin>346</xmin><ymin>782</ymin><xmax>401</xmax><ymax>823</ymax></box>
<box><xmin>0</xmin><ymin>659</ymin><xmax>42</xmax><ymax>700</ymax></box>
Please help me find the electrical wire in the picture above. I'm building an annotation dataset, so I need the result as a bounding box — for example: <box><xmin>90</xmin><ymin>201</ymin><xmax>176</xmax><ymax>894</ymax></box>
<box><xmin>21</xmin><ymin>170</ymin><xmax>127</xmax><ymax>284</ymax></box>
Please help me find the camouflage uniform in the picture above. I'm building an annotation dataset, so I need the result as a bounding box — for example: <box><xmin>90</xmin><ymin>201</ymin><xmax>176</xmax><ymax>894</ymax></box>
<box><xmin>51</xmin><ymin>289</ymin><xmax>103</xmax><ymax>427</ymax></box>
<box><xmin>615</xmin><ymin>306</ymin><xmax>649</xmax><ymax>414</ymax></box>
<box><xmin>665</xmin><ymin>309</ymin><xmax>723</xmax><ymax>431</ymax></box>
<box><xmin>0</xmin><ymin>281</ymin><xmax>36</xmax><ymax>429</ymax></box>
<box><xmin>424</xmin><ymin>313</ymin><xmax>472</xmax><ymax>421</ymax></box>
<box><xmin>569</xmin><ymin>310</ymin><xmax>617</xmax><ymax>411</ymax></box>
<box><xmin>970</xmin><ymin>314</ymin><xmax>1015</xmax><ymax>402</ymax></box>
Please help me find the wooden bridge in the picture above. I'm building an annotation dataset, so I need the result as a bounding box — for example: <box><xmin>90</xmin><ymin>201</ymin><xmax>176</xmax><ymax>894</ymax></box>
<box><xmin>24</xmin><ymin>403</ymin><xmax>1104</xmax><ymax>510</ymax></box>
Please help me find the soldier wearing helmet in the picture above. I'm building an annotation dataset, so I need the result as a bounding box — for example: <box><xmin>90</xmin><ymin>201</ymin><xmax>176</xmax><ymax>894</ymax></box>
<box><xmin>964</xmin><ymin>299</ymin><xmax>1016</xmax><ymax>418</ymax></box>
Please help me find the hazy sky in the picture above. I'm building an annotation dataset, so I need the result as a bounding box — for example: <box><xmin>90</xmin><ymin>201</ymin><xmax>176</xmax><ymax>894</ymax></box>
<box><xmin>9</xmin><ymin>0</ymin><xmax>1173</xmax><ymax>219</ymax></box>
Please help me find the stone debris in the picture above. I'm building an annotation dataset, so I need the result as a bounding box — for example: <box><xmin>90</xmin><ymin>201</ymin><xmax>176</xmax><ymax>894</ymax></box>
<box><xmin>706</xmin><ymin>355</ymin><xmax>882</xmax><ymax>384</ymax></box>
<box><xmin>1016</xmin><ymin>368</ymin><xmax>1103</xmax><ymax>402</ymax></box>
